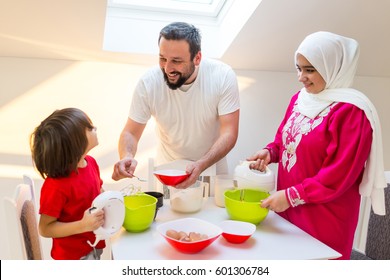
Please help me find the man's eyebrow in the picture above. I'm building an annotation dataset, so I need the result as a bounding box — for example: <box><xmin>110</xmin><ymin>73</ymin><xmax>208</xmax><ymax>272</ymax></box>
<box><xmin>159</xmin><ymin>54</ymin><xmax>183</xmax><ymax>60</ymax></box>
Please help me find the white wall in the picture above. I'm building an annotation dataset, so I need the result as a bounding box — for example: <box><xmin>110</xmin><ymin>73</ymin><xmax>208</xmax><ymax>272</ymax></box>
<box><xmin>1</xmin><ymin>57</ymin><xmax>389</xmax><ymax>259</ymax></box>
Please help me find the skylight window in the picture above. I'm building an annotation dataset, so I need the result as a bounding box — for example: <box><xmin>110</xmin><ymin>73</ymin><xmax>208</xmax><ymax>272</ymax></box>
<box><xmin>109</xmin><ymin>0</ymin><xmax>227</xmax><ymax>18</ymax></box>
<box><xmin>103</xmin><ymin>0</ymin><xmax>262</xmax><ymax>60</ymax></box>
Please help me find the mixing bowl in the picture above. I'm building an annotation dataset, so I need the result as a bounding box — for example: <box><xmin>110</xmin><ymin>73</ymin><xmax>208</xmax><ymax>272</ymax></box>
<box><xmin>153</xmin><ymin>169</ymin><xmax>189</xmax><ymax>186</ymax></box>
<box><xmin>224</xmin><ymin>189</ymin><xmax>270</xmax><ymax>225</ymax></box>
<box><xmin>157</xmin><ymin>218</ymin><xmax>222</xmax><ymax>254</ymax></box>
<box><xmin>123</xmin><ymin>194</ymin><xmax>157</xmax><ymax>232</ymax></box>
<box><xmin>144</xmin><ymin>191</ymin><xmax>164</xmax><ymax>208</ymax></box>
<box><xmin>219</xmin><ymin>220</ymin><xmax>256</xmax><ymax>244</ymax></box>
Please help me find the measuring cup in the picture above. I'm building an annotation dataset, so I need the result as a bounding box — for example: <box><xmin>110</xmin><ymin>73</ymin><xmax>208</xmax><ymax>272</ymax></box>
<box><xmin>169</xmin><ymin>181</ymin><xmax>209</xmax><ymax>213</ymax></box>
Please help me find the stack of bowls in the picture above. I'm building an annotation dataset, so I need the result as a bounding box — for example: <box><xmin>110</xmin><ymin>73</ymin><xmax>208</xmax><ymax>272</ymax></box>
<box><xmin>144</xmin><ymin>191</ymin><xmax>164</xmax><ymax>220</ymax></box>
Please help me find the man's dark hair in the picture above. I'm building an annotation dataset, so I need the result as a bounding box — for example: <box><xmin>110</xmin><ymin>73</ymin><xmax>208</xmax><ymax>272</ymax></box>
<box><xmin>159</xmin><ymin>22</ymin><xmax>201</xmax><ymax>60</ymax></box>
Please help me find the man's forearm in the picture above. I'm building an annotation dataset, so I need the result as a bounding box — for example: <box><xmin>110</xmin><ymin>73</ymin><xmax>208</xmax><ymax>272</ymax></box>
<box><xmin>197</xmin><ymin>132</ymin><xmax>237</xmax><ymax>172</ymax></box>
<box><xmin>118</xmin><ymin>131</ymin><xmax>138</xmax><ymax>160</ymax></box>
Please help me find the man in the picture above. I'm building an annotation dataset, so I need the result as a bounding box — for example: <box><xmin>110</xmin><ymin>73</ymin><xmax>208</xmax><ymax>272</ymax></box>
<box><xmin>112</xmin><ymin>22</ymin><xmax>240</xmax><ymax>189</ymax></box>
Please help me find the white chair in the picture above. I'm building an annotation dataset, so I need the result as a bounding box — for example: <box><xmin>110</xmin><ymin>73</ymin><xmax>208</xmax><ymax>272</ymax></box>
<box><xmin>147</xmin><ymin>158</ymin><xmax>216</xmax><ymax>197</ymax></box>
<box><xmin>3</xmin><ymin>175</ymin><xmax>43</xmax><ymax>260</ymax></box>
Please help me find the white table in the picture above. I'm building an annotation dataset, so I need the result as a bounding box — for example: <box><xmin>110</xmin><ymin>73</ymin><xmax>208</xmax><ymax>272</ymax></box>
<box><xmin>111</xmin><ymin>198</ymin><xmax>341</xmax><ymax>260</ymax></box>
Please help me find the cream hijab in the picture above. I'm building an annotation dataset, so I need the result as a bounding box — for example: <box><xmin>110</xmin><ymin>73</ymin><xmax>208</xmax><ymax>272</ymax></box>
<box><xmin>296</xmin><ymin>31</ymin><xmax>386</xmax><ymax>215</ymax></box>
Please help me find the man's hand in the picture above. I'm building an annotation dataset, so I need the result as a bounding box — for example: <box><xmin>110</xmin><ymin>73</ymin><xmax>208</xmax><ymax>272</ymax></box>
<box><xmin>112</xmin><ymin>156</ymin><xmax>138</xmax><ymax>181</ymax></box>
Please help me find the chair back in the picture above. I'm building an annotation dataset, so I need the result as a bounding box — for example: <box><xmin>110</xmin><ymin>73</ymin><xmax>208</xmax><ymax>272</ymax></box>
<box><xmin>365</xmin><ymin>185</ymin><xmax>390</xmax><ymax>259</ymax></box>
<box><xmin>3</xmin><ymin>175</ymin><xmax>43</xmax><ymax>260</ymax></box>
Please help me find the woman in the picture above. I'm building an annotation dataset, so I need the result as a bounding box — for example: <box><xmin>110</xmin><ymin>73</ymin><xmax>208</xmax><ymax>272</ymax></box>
<box><xmin>247</xmin><ymin>31</ymin><xmax>386</xmax><ymax>259</ymax></box>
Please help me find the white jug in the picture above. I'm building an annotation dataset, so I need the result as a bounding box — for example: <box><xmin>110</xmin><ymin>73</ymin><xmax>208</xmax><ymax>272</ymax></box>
<box><xmin>169</xmin><ymin>181</ymin><xmax>209</xmax><ymax>213</ymax></box>
<box><xmin>234</xmin><ymin>161</ymin><xmax>275</xmax><ymax>192</ymax></box>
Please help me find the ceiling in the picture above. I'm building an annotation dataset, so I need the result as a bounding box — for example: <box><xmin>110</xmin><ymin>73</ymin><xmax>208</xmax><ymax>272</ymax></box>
<box><xmin>0</xmin><ymin>0</ymin><xmax>389</xmax><ymax>77</ymax></box>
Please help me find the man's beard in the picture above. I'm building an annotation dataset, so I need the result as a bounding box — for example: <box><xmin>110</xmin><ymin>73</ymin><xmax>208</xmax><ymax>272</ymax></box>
<box><xmin>162</xmin><ymin>64</ymin><xmax>195</xmax><ymax>90</ymax></box>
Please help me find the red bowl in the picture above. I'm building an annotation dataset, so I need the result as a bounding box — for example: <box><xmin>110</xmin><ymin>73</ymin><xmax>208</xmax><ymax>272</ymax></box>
<box><xmin>157</xmin><ymin>218</ymin><xmax>222</xmax><ymax>254</ymax></box>
<box><xmin>220</xmin><ymin>220</ymin><xmax>256</xmax><ymax>244</ymax></box>
<box><xmin>153</xmin><ymin>169</ymin><xmax>189</xmax><ymax>186</ymax></box>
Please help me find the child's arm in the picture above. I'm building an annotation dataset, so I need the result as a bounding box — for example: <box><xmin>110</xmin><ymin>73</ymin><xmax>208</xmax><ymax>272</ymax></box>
<box><xmin>39</xmin><ymin>209</ymin><xmax>104</xmax><ymax>238</ymax></box>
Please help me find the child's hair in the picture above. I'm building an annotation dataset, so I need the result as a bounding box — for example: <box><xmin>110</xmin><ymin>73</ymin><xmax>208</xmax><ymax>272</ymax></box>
<box><xmin>30</xmin><ymin>108</ymin><xmax>94</xmax><ymax>179</ymax></box>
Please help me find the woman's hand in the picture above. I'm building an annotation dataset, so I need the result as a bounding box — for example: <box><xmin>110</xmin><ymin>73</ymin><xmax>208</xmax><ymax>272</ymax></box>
<box><xmin>247</xmin><ymin>149</ymin><xmax>271</xmax><ymax>172</ymax></box>
<box><xmin>260</xmin><ymin>190</ymin><xmax>290</xmax><ymax>213</ymax></box>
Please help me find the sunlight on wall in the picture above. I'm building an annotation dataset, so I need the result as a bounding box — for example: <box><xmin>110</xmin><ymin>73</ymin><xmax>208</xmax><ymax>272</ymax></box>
<box><xmin>236</xmin><ymin>75</ymin><xmax>256</xmax><ymax>92</ymax></box>
<box><xmin>0</xmin><ymin>60</ymin><xmax>152</xmax><ymax>183</ymax></box>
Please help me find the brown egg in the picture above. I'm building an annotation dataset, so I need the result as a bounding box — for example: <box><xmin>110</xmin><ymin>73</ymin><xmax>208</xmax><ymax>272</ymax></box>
<box><xmin>178</xmin><ymin>231</ymin><xmax>188</xmax><ymax>240</ymax></box>
<box><xmin>189</xmin><ymin>232</ymin><xmax>202</xmax><ymax>242</ymax></box>
<box><xmin>166</xmin><ymin>230</ymin><xmax>208</xmax><ymax>242</ymax></box>
<box><xmin>200</xmin><ymin>234</ymin><xmax>209</xmax><ymax>240</ymax></box>
<box><xmin>166</xmin><ymin>229</ymin><xmax>180</xmax><ymax>240</ymax></box>
<box><xmin>179</xmin><ymin>236</ymin><xmax>191</xmax><ymax>242</ymax></box>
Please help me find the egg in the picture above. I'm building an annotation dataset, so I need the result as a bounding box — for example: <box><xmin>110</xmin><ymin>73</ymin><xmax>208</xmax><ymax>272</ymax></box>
<box><xmin>200</xmin><ymin>234</ymin><xmax>209</xmax><ymax>240</ymax></box>
<box><xmin>178</xmin><ymin>231</ymin><xmax>188</xmax><ymax>240</ymax></box>
<box><xmin>166</xmin><ymin>229</ymin><xmax>180</xmax><ymax>240</ymax></box>
<box><xmin>165</xmin><ymin>229</ymin><xmax>208</xmax><ymax>242</ymax></box>
<box><xmin>189</xmin><ymin>232</ymin><xmax>202</xmax><ymax>241</ymax></box>
<box><xmin>179</xmin><ymin>235</ymin><xmax>191</xmax><ymax>242</ymax></box>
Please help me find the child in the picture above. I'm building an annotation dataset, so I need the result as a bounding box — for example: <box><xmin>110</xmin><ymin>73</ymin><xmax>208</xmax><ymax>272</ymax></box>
<box><xmin>30</xmin><ymin>108</ymin><xmax>105</xmax><ymax>260</ymax></box>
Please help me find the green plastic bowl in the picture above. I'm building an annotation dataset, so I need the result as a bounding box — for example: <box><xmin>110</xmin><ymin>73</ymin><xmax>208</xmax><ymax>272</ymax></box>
<box><xmin>123</xmin><ymin>194</ymin><xmax>157</xmax><ymax>232</ymax></box>
<box><xmin>224</xmin><ymin>189</ymin><xmax>270</xmax><ymax>225</ymax></box>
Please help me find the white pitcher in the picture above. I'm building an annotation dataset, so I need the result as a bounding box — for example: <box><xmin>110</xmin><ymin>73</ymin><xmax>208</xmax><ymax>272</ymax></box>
<box><xmin>214</xmin><ymin>175</ymin><xmax>236</xmax><ymax>207</ymax></box>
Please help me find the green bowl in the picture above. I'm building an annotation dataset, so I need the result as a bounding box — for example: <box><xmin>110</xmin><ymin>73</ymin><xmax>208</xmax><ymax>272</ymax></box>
<box><xmin>123</xmin><ymin>194</ymin><xmax>157</xmax><ymax>232</ymax></box>
<box><xmin>224</xmin><ymin>189</ymin><xmax>270</xmax><ymax>225</ymax></box>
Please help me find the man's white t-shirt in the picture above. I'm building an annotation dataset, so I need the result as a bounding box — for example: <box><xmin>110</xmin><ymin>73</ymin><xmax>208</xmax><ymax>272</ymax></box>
<box><xmin>129</xmin><ymin>58</ymin><xmax>240</xmax><ymax>173</ymax></box>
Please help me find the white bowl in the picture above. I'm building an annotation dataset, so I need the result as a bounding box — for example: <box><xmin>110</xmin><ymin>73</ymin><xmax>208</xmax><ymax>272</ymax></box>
<box><xmin>219</xmin><ymin>220</ymin><xmax>256</xmax><ymax>243</ymax></box>
<box><xmin>153</xmin><ymin>169</ymin><xmax>189</xmax><ymax>186</ymax></box>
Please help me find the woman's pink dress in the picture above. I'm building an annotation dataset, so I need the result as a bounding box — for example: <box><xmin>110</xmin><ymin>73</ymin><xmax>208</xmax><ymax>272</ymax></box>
<box><xmin>266</xmin><ymin>92</ymin><xmax>372</xmax><ymax>259</ymax></box>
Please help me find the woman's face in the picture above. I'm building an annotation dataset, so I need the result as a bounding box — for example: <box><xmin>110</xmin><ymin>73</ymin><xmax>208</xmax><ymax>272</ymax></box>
<box><xmin>296</xmin><ymin>54</ymin><xmax>326</xmax><ymax>94</ymax></box>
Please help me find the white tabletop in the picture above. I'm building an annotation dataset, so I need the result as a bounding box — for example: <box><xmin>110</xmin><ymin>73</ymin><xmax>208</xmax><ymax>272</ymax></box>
<box><xmin>111</xmin><ymin>198</ymin><xmax>341</xmax><ymax>260</ymax></box>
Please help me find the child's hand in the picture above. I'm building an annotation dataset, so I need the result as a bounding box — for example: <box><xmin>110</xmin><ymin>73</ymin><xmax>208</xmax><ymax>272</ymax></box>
<box><xmin>82</xmin><ymin>208</ymin><xmax>104</xmax><ymax>232</ymax></box>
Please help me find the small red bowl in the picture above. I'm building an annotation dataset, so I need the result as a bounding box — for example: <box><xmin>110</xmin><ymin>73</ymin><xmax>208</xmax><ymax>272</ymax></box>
<box><xmin>220</xmin><ymin>220</ymin><xmax>256</xmax><ymax>244</ymax></box>
<box><xmin>157</xmin><ymin>218</ymin><xmax>222</xmax><ymax>254</ymax></box>
<box><xmin>153</xmin><ymin>169</ymin><xmax>189</xmax><ymax>186</ymax></box>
